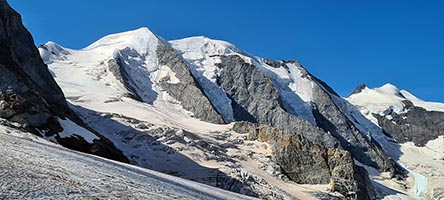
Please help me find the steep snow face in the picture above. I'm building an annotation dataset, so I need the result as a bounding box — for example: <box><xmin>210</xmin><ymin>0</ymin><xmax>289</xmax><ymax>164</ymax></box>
<box><xmin>0</xmin><ymin>125</ymin><xmax>255</xmax><ymax>200</ymax></box>
<box><xmin>170</xmin><ymin>37</ymin><xmax>316</xmax><ymax>124</ymax></box>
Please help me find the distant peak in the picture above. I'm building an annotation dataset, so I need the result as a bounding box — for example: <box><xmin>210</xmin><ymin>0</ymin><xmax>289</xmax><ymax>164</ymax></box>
<box><xmin>40</xmin><ymin>41</ymin><xmax>66</xmax><ymax>51</ymax></box>
<box><xmin>170</xmin><ymin>35</ymin><xmax>252</xmax><ymax>60</ymax></box>
<box><xmin>172</xmin><ymin>35</ymin><xmax>236</xmax><ymax>49</ymax></box>
<box><xmin>43</xmin><ymin>41</ymin><xmax>60</xmax><ymax>47</ymax></box>
<box><xmin>349</xmin><ymin>84</ymin><xmax>368</xmax><ymax>97</ymax></box>
<box><xmin>381</xmin><ymin>83</ymin><xmax>398</xmax><ymax>89</ymax></box>
<box><xmin>377</xmin><ymin>83</ymin><xmax>400</xmax><ymax>94</ymax></box>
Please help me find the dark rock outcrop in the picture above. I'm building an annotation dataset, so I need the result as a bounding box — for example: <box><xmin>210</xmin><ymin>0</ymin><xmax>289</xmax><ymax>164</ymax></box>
<box><xmin>0</xmin><ymin>0</ymin><xmax>128</xmax><ymax>163</ymax></box>
<box><xmin>155</xmin><ymin>41</ymin><xmax>225</xmax><ymax>124</ymax></box>
<box><xmin>374</xmin><ymin>102</ymin><xmax>444</xmax><ymax>146</ymax></box>
<box><xmin>216</xmin><ymin>55</ymin><xmax>339</xmax><ymax>147</ymax></box>
<box><xmin>0</xmin><ymin>0</ymin><xmax>69</xmax><ymax>132</ymax></box>
<box><xmin>350</xmin><ymin>84</ymin><xmax>367</xmax><ymax>96</ymax></box>
<box><xmin>233</xmin><ymin>122</ymin><xmax>374</xmax><ymax>200</ymax></box>
<box><xmin>107</xmin><ymin>57</ymin><xmax>144</xmax><ymax>102</ymax></box>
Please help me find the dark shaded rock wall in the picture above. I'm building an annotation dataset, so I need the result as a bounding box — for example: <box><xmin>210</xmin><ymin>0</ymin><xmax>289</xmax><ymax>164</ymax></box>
<box><xmin>0</xmin><ymin>0</ymin><xmax>128</xmax><ymax>163</ymax></box>
<box><xmin>308</xmin><ymin>71</ymin><xmax>398</xmax><ymax>174</ymax></box>
<box><xmin>375</xmin><ymin>102</ymin><xmax>444</xmax><ymax>146</ymax></box>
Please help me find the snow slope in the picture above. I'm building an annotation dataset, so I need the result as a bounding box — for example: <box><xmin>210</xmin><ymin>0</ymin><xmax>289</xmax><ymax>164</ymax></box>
<box><xmin>0</xmin><ymin>123</ymin><xmax>255</xmax><ymax>200</ymax></box>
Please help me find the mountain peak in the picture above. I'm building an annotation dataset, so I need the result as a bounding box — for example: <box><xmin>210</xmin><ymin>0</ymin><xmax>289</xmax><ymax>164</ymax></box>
<box><xmin>170</xmin><ymin>35</ymin><xmax>247</xmax><ymax>58</ymax></box>
<box><xmin>377</xmin><ymin>83</ymin><xmax>400</xmax><ymax>94</ymax></box>
<box><xmin>83</xmin><ymin>27</ymin><xmax>158</xmax><ymax>54</ymax></box>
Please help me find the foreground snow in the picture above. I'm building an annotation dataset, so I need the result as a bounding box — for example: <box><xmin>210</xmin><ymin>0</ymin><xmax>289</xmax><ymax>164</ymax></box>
<box><xmin>0</xmin><ymin>124</ymin><xmax>255</xmax><ymax>200</ymax></box>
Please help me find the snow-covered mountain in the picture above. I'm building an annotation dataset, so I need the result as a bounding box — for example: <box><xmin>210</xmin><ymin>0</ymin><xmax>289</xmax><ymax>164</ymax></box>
<box><xmin>347</xmin><ymin>84</ymin><xmax>444</xmax><ymax>199</ymax></box>
<box><xmin>1</xmin><ymin>0</ymin><xmax>443</xmax><ymax>199</ymax></box>
<box><xmin>348</xmin><ymin>83</ymin><xmax>444</xmax><ymax>145</ymax></box>
<box><xmin>36</xmin><ymin>27</ymin><xmax>400</xmax><ymax>200</ymax></box>
<box><xmin>38</xmin><ymin>27</ymin><xmax>349</xmax><ymax>200</ymax></box>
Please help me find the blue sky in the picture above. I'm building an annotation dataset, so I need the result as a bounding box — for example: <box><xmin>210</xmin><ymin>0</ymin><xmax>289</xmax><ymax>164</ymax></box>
<box><xmin>9</xmin><ymin>0</ymin><xmax>444</xmax><ymax>101</ymax></box>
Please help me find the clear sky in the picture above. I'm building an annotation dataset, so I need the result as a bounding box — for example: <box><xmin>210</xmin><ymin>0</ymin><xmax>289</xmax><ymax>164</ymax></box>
<box><xmin>9</xmin><ymin>0</ymin><xmax>444</xmax><ymax>102</ymax></box>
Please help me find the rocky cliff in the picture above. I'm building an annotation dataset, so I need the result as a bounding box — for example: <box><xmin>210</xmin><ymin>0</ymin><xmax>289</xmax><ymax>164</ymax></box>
<box><xmin>233</xmin><ymin>122</ymin><xmax>374</xmax><ymax>200</ymax></box>
<box><xmin>0</xmin><ymin>0</ymin><xmax>128</xmax><ymax>163</ymax></box>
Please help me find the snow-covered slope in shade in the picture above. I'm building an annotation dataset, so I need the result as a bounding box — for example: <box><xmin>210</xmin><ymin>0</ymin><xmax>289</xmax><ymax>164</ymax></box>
<box><xmin>0</xmin><ymin>124</ymin><xmax>255</xmax><ymax>200</ymax></box>
<box><xmin>170</xmin><ymin>36</ymin><xmax>317</xmax><ymax>124</ymax></box>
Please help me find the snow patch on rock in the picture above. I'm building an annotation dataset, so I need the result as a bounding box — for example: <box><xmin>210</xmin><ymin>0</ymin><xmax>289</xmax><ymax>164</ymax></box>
<box><xmin>58</xmin><ymin>118</ymin><xmax>99</xmax><ymax>143</ymax></box>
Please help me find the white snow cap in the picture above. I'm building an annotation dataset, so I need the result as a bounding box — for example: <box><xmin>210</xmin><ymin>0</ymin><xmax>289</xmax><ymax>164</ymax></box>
<box><xmin>83</xmin><ymin>27</ymin><xmax>158</xmax><ymax>54</ymax></box>
<box><xmin>348</xmin><ymin>83</ymin><xmax>444</xmax><ymax>114</ymax></box>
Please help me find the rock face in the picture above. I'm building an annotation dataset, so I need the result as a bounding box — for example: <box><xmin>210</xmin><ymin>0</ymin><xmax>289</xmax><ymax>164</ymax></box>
<box><xmin>0</xmin><ymin>0</ymin><xmax>128</xmax><ymax>163</ymax></box>
<box><xmin>233</xmin><ymin>122</ymin><xmax>374</xmax><ymax>200</ymax></box>
<box><xmin>155</xmin><ymin>42</ymin><xmax>224</xmax><ymax>124</ymax></box>
<box><xmin>216</xmin><ymin>55</ymin><xmax>339</xmax><ymax>147</ymax></box>
<box><xmin>306</xmin><ymin>72</ymin><xmax>398</xmax><ymax>173</ymax></box>
<box><xmin>107</xmin><ymin>58</ymin><xmax>144</xmax><ymax>102</ymax></box>
<box><xmin>0</xmin><ymin>0</ymin><xmax>69</xmax><ymax>131</ymax></box>
<box><xmin>374</xmin><ymin>102</ymin><xmax>444</xmax><ymax>146</ymax></box>
<box><xmin>215</xmin><ymin>55</ymin><xmax>399</xmax><ymax>175</ymax></box>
